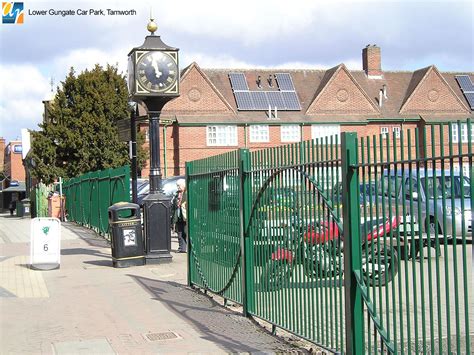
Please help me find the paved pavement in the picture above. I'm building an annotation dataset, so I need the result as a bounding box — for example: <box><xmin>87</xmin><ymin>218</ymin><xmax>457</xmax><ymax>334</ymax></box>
<box><xmin>0</xmin><ymin>213</ymin><xmax>303</xmax><ymax>354</ymax></box>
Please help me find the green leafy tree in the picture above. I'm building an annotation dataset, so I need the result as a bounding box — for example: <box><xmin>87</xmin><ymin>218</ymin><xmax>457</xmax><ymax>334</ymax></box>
<box><xmin>135</xmin><ymin>128</ymin><xmax>148</xmax><ymax>174</ymax></box>
<box><xmin>30</xmin><ymin>65</ymin><xmax>143</xmax><ymax>183</ymax></box>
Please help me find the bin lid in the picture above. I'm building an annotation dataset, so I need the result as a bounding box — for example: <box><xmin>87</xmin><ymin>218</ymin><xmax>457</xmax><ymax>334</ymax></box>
<box><xmin>108</xmin><ymin>202</ymin><xmax>140</xmax><ymax>212</ymax></box>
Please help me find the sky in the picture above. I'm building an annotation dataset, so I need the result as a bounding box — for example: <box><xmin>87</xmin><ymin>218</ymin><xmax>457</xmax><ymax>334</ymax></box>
<box><xmin>0</xmin><ymin>0</ymin><xmax>473</xmax><ymax>143</ymax></box>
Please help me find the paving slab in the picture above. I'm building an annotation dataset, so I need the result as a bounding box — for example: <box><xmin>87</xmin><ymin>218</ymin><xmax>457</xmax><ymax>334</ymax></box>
<box><xmin>0</xmin><ymin>213</ymin><xmax>302</xmax><ymax>354</ymax></box>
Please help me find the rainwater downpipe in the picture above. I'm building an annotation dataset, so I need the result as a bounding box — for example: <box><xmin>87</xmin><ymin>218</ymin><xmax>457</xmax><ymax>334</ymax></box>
<box><xmin>162</xmin><ymin>121</ymin><xmax>173</xmax><ymax>178</ymax></box>
<box><xmin>244</xmin><ymin>124</ymin><xmax>248</xmax><ymax>148</ymax></box>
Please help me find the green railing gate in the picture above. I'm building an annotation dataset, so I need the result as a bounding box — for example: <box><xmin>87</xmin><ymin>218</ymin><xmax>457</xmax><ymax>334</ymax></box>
<box><xmin>187</xmin><ymin>151</ymin><xmax>242</xmax><ymax>303</ymax></box>
<box><xmin>62</xmin><ymin>165</ymin><xmax>130</xmax><ymax>236</ymax></box>
<box><xmin>186</xmin><ymin>121</ymin><xmax>473</xmax><ymax>354</ymax></box>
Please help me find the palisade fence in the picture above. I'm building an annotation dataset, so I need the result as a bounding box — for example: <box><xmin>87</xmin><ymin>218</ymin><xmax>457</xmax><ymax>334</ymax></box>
<box><xmin>186</xmin><ymin>120</ymin><xmax>473</xmax><ymax>354</ymax></box>
<box><xmin>31</xmin><ymin>182</ymin><xmax>51</xmax><ymax>217</ymax></box>
<box><xmin>62</xmin><ymin>166</ymin><xmax>130</xmax><ymax>236</ymax></box>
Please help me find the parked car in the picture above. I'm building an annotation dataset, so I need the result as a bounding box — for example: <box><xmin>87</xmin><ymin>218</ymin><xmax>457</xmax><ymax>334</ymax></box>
<box><xmin>137</xmin><ymin>176</ymin><xmax>185</xmax><ymax>206</ymax></box>
<box><xmin>130</xmin><ymin>178</ymin><xmax>148</xmax><ymax>200</ymax></box>
<box><xmin>331</xmin><ymin>182</ymin><xmax>377</xmax><ymax>205</ymax></box>
<box><xmin>379</xmin><ymin>169</ymin><xmax>471</xmax><ymax>238</ymax></box>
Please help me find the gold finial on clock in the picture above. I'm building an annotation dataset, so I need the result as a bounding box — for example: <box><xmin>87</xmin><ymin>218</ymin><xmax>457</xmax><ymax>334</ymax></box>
<box><xmin>147</xmin><ymin>8</ymin><xmax>157</xmax><ymax>35</ymax></box>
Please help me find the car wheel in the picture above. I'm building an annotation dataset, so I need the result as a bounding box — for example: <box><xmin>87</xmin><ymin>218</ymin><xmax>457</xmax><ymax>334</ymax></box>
<box><xmin>426</xmin><ymin>217</ymin><xmax>442</xmax><ymax>235</ymax></box>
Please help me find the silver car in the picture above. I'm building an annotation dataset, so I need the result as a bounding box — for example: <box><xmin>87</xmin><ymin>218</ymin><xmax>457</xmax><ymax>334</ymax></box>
<box><xmin>380</xmin><ymin>169</ymin><xmax>472</xmax><ymax>238</ymax></box>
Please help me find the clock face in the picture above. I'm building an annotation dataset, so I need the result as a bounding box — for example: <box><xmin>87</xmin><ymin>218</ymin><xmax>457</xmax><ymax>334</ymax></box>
<box><xmin>136</xmin><ymin>51</ymin><xmax>178</xmax><ymax>93</ymax></box>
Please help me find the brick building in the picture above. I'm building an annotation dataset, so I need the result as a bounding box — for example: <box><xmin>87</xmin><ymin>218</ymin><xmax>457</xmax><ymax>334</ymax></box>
<box><xmin>0</xmin><ymin>137</ymin><xmax>5</xmax><ymax>174</ymax></box>
<box><xmin>1</xmin><ymin>140</ymin><xmax>26</xmax><ymax>210</ymax></box>
<box><xmin>136</xmin><ymin>45</ymin><xmax>473</xmax><ymax>177</ymax></box>
<box><xmin>3</xmin><ymin>140</ymin><xmax>25</xmax><ymax>182</ymax></box>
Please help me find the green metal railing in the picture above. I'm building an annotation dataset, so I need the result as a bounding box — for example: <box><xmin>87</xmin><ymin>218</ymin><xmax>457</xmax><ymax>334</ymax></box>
<box><xmin>62</xmin><ymin>165</ymin><xmax>130</xmax><ymax>236</ymax></box>
<box><xmin>187</xmin><ymin>151</ymin><xmax>242</xmax><ymax>303</ymax></box>
<box><xmin>31</xmin><ymin>183</ymin><xmax>51</xmax><ymax>217</ymax></box>
<box><xmin>186</xmin><ymin>120</ymin><xmax>473</xmax><ymax>354</ymax></box>
<box><xmin>352</xmin><ymin>122</ymin><xmax>473</xmax><ymax>354</ymax></box>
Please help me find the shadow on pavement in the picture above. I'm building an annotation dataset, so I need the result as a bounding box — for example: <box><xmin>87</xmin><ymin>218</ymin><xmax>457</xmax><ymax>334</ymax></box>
<box><xmin>61</xmin><ymin>247</ymin><xmax>109</xmax><ymax>257</ymax></box>
<box><xmin>61</xmin><ymin>247</ymin><xmax>112</xmax><ymax>268</ymax></box>
<box><xmin>83</xmin><ymin>259</ymin><xmax>113</xmax><ymax>267</ymax></box>
<box><xmin>128</xmin><ymin>274</ymin><xmax>300</xmax><ymax>353</ymax></box>
<box><xmin>62</xmin><ymin>223</ymin><xmax>110</xmax><ymax>248</ymax></box>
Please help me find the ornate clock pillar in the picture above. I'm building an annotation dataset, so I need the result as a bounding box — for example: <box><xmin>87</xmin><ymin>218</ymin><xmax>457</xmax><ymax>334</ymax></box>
<box><xmin>128</xmin><ymin>19</ymin><xmax>180</xmax><ymax>263</ymax></box>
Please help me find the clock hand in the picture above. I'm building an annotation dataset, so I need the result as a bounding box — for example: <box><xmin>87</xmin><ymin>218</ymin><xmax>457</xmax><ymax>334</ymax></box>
<box><xmin>152</xmin><ymin>59</ymin><xmax>162</xmax><ymax>79</ymax></box>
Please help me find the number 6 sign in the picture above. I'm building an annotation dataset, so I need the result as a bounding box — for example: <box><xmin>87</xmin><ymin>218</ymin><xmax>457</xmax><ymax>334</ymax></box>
<box><xmin>30</xmin><ymin>218</ymin><xmax>61</xmax><ymax>270</ymax></box>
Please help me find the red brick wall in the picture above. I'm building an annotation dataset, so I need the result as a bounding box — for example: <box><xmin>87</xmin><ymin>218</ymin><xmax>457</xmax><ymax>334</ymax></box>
<box><xmin>0</xmin><ymin>138</ymin><xmax>5</xmax><ymax>173</ymax></box>
<box><xmin>4</xmin><ymin>141</ymin><xmax>25</xmax><ymax>182</ymax></box>
<box><xmin>307</xmin><ymin>67</ymin><xmax>379</xmax><ymax>114</ymax></box>
<box><xmin>138</xmin><ymin>121</ymin><xmax>470</xmax><ymax>176</ymax></box>
<box><xmin>162</xmin><ymin>65</ymin><xmax>233</xmax><ymax>115</ymax></box>
<box><xmin>401</xmin><ymin>69</ymin><xmax>469</xmax><ymax>114</ymax></box>
<box><xmin>139</xmin><ymin>123</ymin><xmax>178</xmax><ymax>178</ymax></box>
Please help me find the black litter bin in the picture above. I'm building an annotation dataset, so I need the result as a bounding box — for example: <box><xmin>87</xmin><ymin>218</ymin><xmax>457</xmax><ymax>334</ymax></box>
<box><xmin>16</xmin><ymin>201</ymin><xmax>24</xmax><ymax>217</ymax></box>
<box><xmin>108</xmin><ymin>202</ymin><xmax>145</xmax><ymax>268</ymax></box>
<box><xmin>21</xmin><ymin>198</ymin><xmax>31</xmax><ymax>217</ymax></box>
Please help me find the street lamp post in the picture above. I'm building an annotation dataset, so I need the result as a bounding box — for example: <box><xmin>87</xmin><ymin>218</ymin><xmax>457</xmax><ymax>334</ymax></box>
<box><xmin>127</xmin><ymin>19</ymin><xmax>180</xmax><ymax>263</ymax></box>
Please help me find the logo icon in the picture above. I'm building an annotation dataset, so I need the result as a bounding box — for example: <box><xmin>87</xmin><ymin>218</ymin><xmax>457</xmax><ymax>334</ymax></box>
<box><xmin>2</xmin><ymin>2</ymin><xmax>24</xmax><ymax>24</ymax></box>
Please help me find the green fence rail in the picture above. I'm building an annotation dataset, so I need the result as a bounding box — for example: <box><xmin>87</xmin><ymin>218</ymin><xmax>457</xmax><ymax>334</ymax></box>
<box><xmin>62</xmin><ymin>165</ymin><xmax>130</xmax><ymax>236</ymax></box>
<box><xmin>187</xmin><ymin>120</ymin><xmax>473</xmax><ymax>354</ymax></box>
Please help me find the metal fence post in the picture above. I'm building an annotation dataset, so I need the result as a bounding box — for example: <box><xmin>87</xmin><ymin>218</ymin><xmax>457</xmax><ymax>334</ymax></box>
<box><xmin>239</xmin><ymin>148</ymin><xmax>253</xmax><ymax>316</ymax></box>
<box><xmin>342</xmin><ymin>132</ymin><xmax>364</xmax><ymax>355</ymax></box>
<box><xmin>185</xmin><ymin>162</ymin><xmax>192</xmax><ymax>287</ymax></box>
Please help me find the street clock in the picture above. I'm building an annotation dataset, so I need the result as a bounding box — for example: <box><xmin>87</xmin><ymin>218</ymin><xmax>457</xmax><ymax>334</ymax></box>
<box><xmin>128</xmin><ymin>20</ymin><xmax>179</xmax><ymax>100</ymax></box>
<box><xmin>127</xmin><ymin>19</ymin><xmax>180</xmax><ymax>264</ymax></box>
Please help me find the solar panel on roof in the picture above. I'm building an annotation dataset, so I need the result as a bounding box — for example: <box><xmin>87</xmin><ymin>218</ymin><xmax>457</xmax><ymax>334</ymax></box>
<box><xmin>455</xmin><ymin>75</ymin><xmax>474</xmax><ymax>111</ymax></box>
<box><xmin>275</xmin><ymin>73</ymin><xmax>296</xmax><ymax>91</ymax></box>
<box><xmin>230</xmin><ymin>72</ymin><xmax>301</xmax><ymax>111</ymax></box>
<box><xmin>251</xmin><ymin>91</ymin><xmax>268</xmax><ymax>110</ymax></box>
<box><xmin>267</xmin><ymin>91</ymin><xmax>285</xmax><ymax>110</ymax></box>
<box><xmin>464</xmin><ymin>92</ymin><xmax>474</xmax><ymax>110</ymax></box>
<box><xmin>281</xmin><ymin>91</ymin><xmax>301</xmax><ymax>110</ymax></box>
<box><xmin>234</xmin><ymin>91</ymin><xmax>254</xmax><ymax>110</ymax></box>
<box><xmin>455</xmin><ymin>75</ymin><xmax>474</xmax><ymax>92</ymax></box>
<box><xmin>229</xmin><ymin>73</ymin><xmax>249</xmax><ymax>91</ymax></box>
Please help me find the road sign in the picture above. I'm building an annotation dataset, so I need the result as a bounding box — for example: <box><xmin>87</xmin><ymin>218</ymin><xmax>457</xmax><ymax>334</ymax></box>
<box><xmin>30</xmin><ymin>218</ymin><xmax>61</xmax><ymax>270</ymax></box>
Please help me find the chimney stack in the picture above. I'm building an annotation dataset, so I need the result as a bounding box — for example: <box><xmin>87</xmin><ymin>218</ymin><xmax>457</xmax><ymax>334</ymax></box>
<box><xmin>362</xmin><ymin>44</ymin><xmax>382</xmax><ymax>78</ymax></box>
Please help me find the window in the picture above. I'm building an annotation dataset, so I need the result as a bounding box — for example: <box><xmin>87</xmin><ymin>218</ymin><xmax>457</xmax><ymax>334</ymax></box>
<box><xmin>312</xmin><ymin>125</ymin><xmax>341</xmax><ymax>143</ymax></box>
<box><xmin>381</xmin><ymin>125</ymin><xmax>400</xmax><ymax>139</ymax></box>
<box><xmin>207</xmin><ymin>126</ymin><xmax>238</xmax><ymax>146</ymax></box>
<box><xmin>281</xmin><ymin>125</ymin><xmax>301</xmax><ymax>142</ymax></box>
<box><xmin>452</xmin><ymin>123</ymin><xmax>474</xmax><ymax>143</ymax></box>
<box><xmin>249</xmin><ymin>125</ymin><xmax>269</xmax><ymax>143</ymax></box>
<box><xmin>392</xmin><ymin>126</ymin><xmax>401</xmax><ymax>138</ymax></box>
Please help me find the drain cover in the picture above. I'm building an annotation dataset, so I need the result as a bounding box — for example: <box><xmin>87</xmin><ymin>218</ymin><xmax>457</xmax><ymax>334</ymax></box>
<box><xmin>144</xmin><ymin>331</ymin><xmax>179</xmax><ymax>342</ymax></box>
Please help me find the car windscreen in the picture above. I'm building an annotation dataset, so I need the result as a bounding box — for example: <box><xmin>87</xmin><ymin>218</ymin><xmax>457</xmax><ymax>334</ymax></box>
<box><xmin>421</xmin><ymin>176</ymin><xmax>470</xmax><ymax>199</ymax></box>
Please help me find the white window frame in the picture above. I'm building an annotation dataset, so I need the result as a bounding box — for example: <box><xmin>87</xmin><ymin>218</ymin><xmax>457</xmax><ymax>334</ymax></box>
<box><xmin>207</xmin><ymin>125</ymin><xmax>238</xmax><ymax>146</ymax></box>
<box><xmin>392</xmin><ymin>126</ymin><xmax>401</xmax><ymax>139</ymax></box>
<box><xmin>381</xmin><ymin>126</ymin><xmax>389</xmax><ymax>139</ymax></box>
<box><xmin>452</xmin><ymin>123</ymin><xmax>473</xmax><ymax>143</ymax></box>
<box><xmin>311</xmin><ymin>125</ymin><xmax>341</xmax><ymax>143</ymax></box>
<box><xmin>249</xmin><ymin>125</ymin><xmax>269</xmax><ymax>143</ymax></box>
<box><xmin>281</xmin><ymin>125</ymin><xmax>301</xmax><ymax>143</ymax></box>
